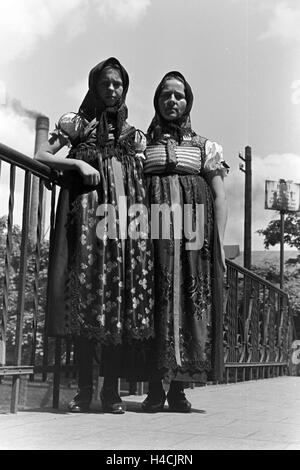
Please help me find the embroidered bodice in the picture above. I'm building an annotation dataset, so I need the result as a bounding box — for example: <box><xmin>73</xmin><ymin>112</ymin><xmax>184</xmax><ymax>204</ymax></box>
<box><xmin>144</xmin><ymin>134</ymin><xmax>228</xmax><ymax>176</ymax></box>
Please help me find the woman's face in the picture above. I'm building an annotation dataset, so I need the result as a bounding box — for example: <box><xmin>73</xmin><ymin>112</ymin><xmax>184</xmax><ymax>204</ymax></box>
<box><xmin>96</xmin><ymin>66</ymin><xmax>124</xmax><ymax>107</ymax></box>
<box><xmin>158</xmin><ymin>78</ymin><xmax>187</xmax><ymax>121</ymax></box>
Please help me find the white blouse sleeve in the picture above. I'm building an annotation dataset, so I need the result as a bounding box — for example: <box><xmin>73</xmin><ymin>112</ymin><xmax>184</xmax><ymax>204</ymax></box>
<box><xmin>50</xmin><ymin>112</ymin><xmax>85</xmax><ymax>146</ymax></box>
<box><xmin>134</xmin><ymin>129</ymin><xmax>147</xmax><ymax>160</ymax></box>
<box><xmin>203</xmin><ymin>140</ymin><xmax>229</xmax><ymax>176</ymax></box>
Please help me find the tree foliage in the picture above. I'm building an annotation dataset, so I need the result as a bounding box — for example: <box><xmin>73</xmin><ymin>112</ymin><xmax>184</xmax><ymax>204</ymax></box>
<box><xmin>256</xmin><ymin>213</ymin><xmax>300</xmax><ymax>336</ymax></box>
<box><xmin>257</xmin><ymin>213</ymin><xmax>300</xmax><ymax>250</ymax></box>
<box><xmin>0</xmin><ymin>215</ymin><xmax>49</xmax><ymax>365</ymax></box>
<box><xmin>252</xmin><ymin>260</ymin><xmax>300</xmax><ymax>336</ymax></box>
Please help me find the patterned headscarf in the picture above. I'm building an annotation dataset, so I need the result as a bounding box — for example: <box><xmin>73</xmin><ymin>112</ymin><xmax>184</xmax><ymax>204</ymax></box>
<box><xmin>79</xmin><ymin>57</ymin><xmax>129</xmax><ymax>145</ymax></box>
<box><xmin>147</xmin><ymin>71</ymin><xmax>194</xmax><ymax>144</ymax></box>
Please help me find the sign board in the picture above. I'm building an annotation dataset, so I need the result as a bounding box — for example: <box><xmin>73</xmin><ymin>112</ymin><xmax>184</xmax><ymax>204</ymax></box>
<box><xmin>265</xmin><ymin>180</ymin><xmax>300</xmax><ymax>212</ymax></box>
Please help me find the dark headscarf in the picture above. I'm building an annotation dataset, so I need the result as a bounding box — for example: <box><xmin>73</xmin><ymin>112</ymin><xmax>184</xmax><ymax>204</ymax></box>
<box><xmin>78</xmin><ymin>57</ymin><xmax>129</xmax><ymax>145</ymax></box>
<box><xmin>147</xmin><ymin>71</ymin><xmax>194</xmax><ymax>144</ymax></box>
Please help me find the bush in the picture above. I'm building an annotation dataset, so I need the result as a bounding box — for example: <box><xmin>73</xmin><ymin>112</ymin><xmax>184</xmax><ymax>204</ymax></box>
<box><xmin>0</xmin><ymin>216</ymin><xmax>49</xmax><ymax>365</ymax></box>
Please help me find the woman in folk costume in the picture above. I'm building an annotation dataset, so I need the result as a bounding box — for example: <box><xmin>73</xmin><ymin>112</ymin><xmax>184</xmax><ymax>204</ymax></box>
<box><xmin>36</xmin><ymin>57</ymin><xmax>154</xmax><ymax>414</ymax></box>
<box><xmin>142</xmin><ymin>71</ymin><xmax>228</xmax><ymax>412</ymax></box>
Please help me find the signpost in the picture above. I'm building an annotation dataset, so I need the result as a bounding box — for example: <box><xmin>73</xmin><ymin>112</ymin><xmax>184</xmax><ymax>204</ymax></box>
<box><xmin>239</xmin><ymin>146</ymin><xmax>252</xmax><ymax>269</ymax></box>
<box><xmin>265</xmin><ymin>179</ymin><xmax>300</xmax><ymax>212</ymax></box>
<box><xmin>265</xmin><ymin>179</ymin><xmax>300</xmax><ymax>288</ymax></box>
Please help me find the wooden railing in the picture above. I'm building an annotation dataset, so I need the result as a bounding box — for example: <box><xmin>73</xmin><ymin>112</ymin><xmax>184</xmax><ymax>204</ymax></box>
<box><xmin>0</xmin><ymin>142</ymin><xmax>295</xmax><ymax>413</ymax></box>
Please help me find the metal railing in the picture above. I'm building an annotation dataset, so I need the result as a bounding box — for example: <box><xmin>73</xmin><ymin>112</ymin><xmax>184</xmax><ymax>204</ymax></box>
<box><xmin>223</xmin><ymin>259</ymin><xmax>292</xmax><ymax>382</ymax></box>
<box><xmin>0</xmin><ymin>143</ymin><xmax>68</xmax><ymax>412</ymax></box>
<box><xmin>0</xmin><ymin>142</ymin><xmax>295</xmax><ymax>413</ymax></box>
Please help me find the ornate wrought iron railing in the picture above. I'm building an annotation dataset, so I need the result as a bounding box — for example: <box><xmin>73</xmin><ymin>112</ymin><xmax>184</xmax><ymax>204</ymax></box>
<box><xmin>223</xmin><ymin>260</ymin><xmax>292</xmax><ymax>382</ymax></box>
<box><xmin>0</xmin><ymin>142</ymin><xmax>296</xmax><ymax>413</ymax></box>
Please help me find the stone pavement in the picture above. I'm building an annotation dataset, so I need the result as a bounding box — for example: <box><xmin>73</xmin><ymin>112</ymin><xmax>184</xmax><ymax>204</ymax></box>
<box><xmin>0</xmin><ymin>377</ymin><xmax>299</xmax><ymax>450</ymax></box>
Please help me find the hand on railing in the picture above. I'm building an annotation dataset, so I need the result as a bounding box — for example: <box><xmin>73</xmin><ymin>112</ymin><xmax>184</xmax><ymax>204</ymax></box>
<box><xmin>44</xmin><ymin>169</ymin><xmax>62</xmax><ymax>190</ymax></box>
<box><xmin>76</xmin><ymin>161</ymin><xmax>101</xmax><ymax>186</ymax></box>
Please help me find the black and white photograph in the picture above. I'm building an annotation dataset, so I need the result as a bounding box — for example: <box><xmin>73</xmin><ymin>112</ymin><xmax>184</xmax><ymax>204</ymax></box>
<box><xmin>0</xmin><ymin>0</ymin><xmax>299</xmax><ymax>453</ymax></box>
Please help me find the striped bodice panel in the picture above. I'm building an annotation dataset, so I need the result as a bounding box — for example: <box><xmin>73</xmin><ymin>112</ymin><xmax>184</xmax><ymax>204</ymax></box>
<box><xmin>144</xmin><ymin>145</ymin><xmax>202</xmax><ymax>175</ymax></box>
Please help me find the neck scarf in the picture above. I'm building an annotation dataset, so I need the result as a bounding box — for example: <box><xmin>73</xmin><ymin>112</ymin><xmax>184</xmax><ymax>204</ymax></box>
<box><xmin>147</xmin><ymin>71</ymin><xmax>194</xmax><ymax>144</ymax></box>
<box><xmin>78</xmin><ymin>57</ymin><xmax>129</xmax><ymax>146</ymax></box>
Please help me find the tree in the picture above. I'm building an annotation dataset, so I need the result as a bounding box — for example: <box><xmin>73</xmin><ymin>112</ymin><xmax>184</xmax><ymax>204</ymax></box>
<box><xmin>257</xmin><ymin>213</ymin><xmax>300</xmax><ymax>250</ymax></box>
<box><xmin>256</xmin><ymin>213</ymin><xmax>300</xmax><ymax>337</ymax></box>
<box><xmin>0</xmin><ymin>215</ymin><xmax>50</xmax><ymax>365</ymax></box>
<box><xmin>251</xmin><ymin>260</ymin><xmax>300</xmax><ymax>338</ymax></box>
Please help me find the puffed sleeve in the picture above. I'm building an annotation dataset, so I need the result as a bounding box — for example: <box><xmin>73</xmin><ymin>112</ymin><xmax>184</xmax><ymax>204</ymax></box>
<box><xmin>134</xmin><ymin>129</ymin><xmax>147</xmax><ymax>160</ymax></box>
<box><xmin>203</xmin><ymin>140</ymin><xmax>229</xmax><ymax>177</ymax></box>
<box><xmin>50</xmin><ymin>112</ymin><xmax>85</xmax><ymax>146</ymax></box>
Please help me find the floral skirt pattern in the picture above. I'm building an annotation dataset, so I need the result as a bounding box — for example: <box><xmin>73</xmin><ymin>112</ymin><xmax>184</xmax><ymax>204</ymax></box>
<box><xmin>47</xmin><ymin>147</ymin><xmax>154</xmax><ymax>347</ymax></box>
<box><xmin>147</xmin><ymin>173</ymin><xmax>224</xmax><ymax>383</ymax></box>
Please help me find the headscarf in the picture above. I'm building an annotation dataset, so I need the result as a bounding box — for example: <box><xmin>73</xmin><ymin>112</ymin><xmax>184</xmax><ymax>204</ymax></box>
<box><xmin>78</xmin><ymin>57</ymin><xmax>129</xmax><ymax>145</ymax></box>
<box><xmin>147</xmin><ymin>71</ymin><xmax>194</xmax><ymax>144</ymax></box>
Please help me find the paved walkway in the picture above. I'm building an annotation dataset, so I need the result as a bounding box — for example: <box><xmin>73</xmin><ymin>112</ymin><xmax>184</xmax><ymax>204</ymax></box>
<box><xmin>0</xmin><ymin>377</ymin><xmax>299</xmax><ymax>450</ymax></box>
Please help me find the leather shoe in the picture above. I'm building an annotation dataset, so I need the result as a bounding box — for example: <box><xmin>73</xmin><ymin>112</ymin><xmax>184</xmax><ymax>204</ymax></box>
<box><xmin>68</xmin><ymin>400</ymin><xmax>90</xmax><ymax>413</ymax></box>
<box><xmin>141</xmin><ymin>391</ymin><xmax>166</xmax><ymax>413</ymax></box>
<box><xmin>100</xmin><ymin>390</ymin><xmax>126</xmax><ymax>414</ymax></box>
<box><xmin>167</xmin><ymin>390</ymin><xmax>192</xmax><ymax>413</ymax></box>
<box><xmin>68</xmin><ymin>390</ymin><xmax>92</xmax><ymax>413</ymax></box>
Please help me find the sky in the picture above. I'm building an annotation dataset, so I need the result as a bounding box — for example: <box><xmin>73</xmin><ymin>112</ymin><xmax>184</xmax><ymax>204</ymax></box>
<box><xmin>0</xmin><ymin>0</ymin><xmax>300</xmax><ymax>251</ymax></box>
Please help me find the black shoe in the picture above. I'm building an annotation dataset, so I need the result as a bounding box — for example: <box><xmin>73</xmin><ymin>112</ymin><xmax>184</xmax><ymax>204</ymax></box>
<box><xmin>67</xmin><ymin>388</ymin><xmax>92</xmax><ymax>413</ymax></box>
<box><xmin>68</xmin><ymin>400</ymin><xmax>90</xmax><ymax>413</ymax></box>
<box><xmin>100</xmin><ymin>390</ymin><xmax>126</xmax><ymax>414</ymax></box>
<box><xmin>167</xmin><ymin>390</ymin><xmax>192</xmax><ymax>413</ymax></box>
<box><xmin>141</xmin><ymin>390</ymin><xmax>166</xmax><ymax>413</ymax></box>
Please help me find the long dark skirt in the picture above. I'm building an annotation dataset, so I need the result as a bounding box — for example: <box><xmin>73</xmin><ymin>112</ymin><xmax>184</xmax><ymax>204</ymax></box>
<box><xmin>147</xmin><ymin>173</ymin><xmax>224</xmax><ymax>384</ymax></box>
<box><xmin>46</xmin><ymin>150</ymin><xmax>155</xmax><ymax>380</ymax></box>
